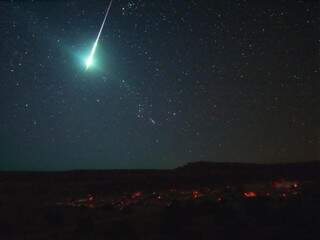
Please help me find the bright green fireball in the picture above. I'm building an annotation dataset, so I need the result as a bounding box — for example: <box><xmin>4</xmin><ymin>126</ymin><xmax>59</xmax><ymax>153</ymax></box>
<box><xmin>85</xmin><ymin>55</ymin><xmax>94</xmax><ymax>70</ymax></box>
<box><xmin>85</xmin><ymin>0</ymin><xmax>113</xmax><ymax>70</ymax></box>
<box><xmin>85</xmin><ymin>40</ymin><xmax>98</xmax><ymax>70</ymax></box>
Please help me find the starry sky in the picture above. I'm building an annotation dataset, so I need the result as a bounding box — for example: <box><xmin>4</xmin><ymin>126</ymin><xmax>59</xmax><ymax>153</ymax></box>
<box><xmin>0</xmin><ymin>0</ymin><xmax>318</xmax><ymax>170</ymax></box>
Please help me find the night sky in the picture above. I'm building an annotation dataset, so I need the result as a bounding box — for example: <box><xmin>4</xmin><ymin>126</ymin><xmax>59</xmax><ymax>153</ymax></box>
<box><xmin>0</xmin><ymin>0</ymin><xmax>318</xmax><ymax>170</ymax></box>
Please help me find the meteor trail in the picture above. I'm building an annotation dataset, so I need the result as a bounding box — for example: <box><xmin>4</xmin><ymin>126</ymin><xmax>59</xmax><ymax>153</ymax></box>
<box><xmin>85</xmin><ymin>0</ymin><xmax>113</xmax><ymax>70</ymax></box>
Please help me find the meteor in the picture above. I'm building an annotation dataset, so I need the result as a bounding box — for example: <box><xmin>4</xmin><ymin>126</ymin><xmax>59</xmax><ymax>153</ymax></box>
<box><xmin>85</xmin><ymin>0</ymin><xmax>113</xmax><ymax>70</ymax></box>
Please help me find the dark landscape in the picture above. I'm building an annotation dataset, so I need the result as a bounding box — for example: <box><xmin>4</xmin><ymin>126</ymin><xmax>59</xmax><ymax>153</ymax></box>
<box><xmin>1</xmin><ymin>161</ymin><xmax>320</xmax><ymax>240</ymax></box>
<box><xmin>1</xmin><ymin>0</ymin><xmax>318</xmax><ymax>239</ymax></box>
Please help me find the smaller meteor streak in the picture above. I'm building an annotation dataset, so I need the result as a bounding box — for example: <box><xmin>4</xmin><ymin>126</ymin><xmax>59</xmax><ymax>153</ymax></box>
<box><xmin>85</xmin><ymin>0</ymin><xmax>113</xmax><ymax>70</ymax></box>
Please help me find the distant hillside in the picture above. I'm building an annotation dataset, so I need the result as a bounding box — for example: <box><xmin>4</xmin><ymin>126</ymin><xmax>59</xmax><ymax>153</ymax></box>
<box><xmin>174</xmin><ymin>161</ymin><xmax>320</xmax><ymax>181</ymax></box>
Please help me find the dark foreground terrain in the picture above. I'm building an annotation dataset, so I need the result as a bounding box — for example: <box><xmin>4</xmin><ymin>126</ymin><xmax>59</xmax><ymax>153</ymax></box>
<box><xmin>0</xmin><ymin>162</ymin><xmax>320</xmax><ymax>240</ymax></box>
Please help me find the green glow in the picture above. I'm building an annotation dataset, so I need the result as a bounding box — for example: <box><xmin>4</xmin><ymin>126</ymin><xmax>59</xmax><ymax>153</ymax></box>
<box><xmin>85</xmin><ymin>40</ymin><xmax>98</xmax><ymax>70</ymax></box>
<box><xmin>85</xmin><ymin>57</ymin><xmax>93</xmax><ymax>69</ymax></box>
<box><xmin>86</xmin><ymin>0</ymin><xmax>112</xmax><ymax>70</ymax></box>
<box><xmin>84</xmin><ymin>0</ymin><xmax>113</xmax><ymax>70</ymax></box>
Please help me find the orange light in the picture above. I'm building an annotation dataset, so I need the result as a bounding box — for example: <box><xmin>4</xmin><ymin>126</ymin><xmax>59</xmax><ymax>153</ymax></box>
<box><xmin>243</xmin><ymin>192</ymin><xmax>257</xmax><ymax>198</ymax></box>
<box><xmin>192</xmin><ymin>191</ymin><xmax>199</xmax><ymax>199</ymax></box>
<box><xmin>131</xmin><ymin>191</ymin><xmax>143</xmax><ymax>199</ymax></box>
<box><xmin>192</xmin><ymin>191</ymin><xmax>203</xmax><ymax>199</ymax></box>
<box><xmin>88</xmin><ymin>194</ymin><xmax>94</xmax><ymax>202</ymax></box>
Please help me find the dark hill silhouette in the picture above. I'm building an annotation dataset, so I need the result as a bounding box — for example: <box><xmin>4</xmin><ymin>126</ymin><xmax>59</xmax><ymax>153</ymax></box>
<box><xmin>174</xmin><ymin>161</ymin><xmax>320</xmax><ymax>181</ymax></box>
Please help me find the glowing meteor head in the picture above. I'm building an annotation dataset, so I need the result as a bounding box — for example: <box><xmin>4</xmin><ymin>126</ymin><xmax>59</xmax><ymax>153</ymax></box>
<box><xmin>85</xmin><ymin>56</ymin><xmax>93</xmax><ymax>70</ymax></box>
<box><xmin>85</xmin><ymin>40</ymin><xmax>99</xmax><ymax>70</ymax></box>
